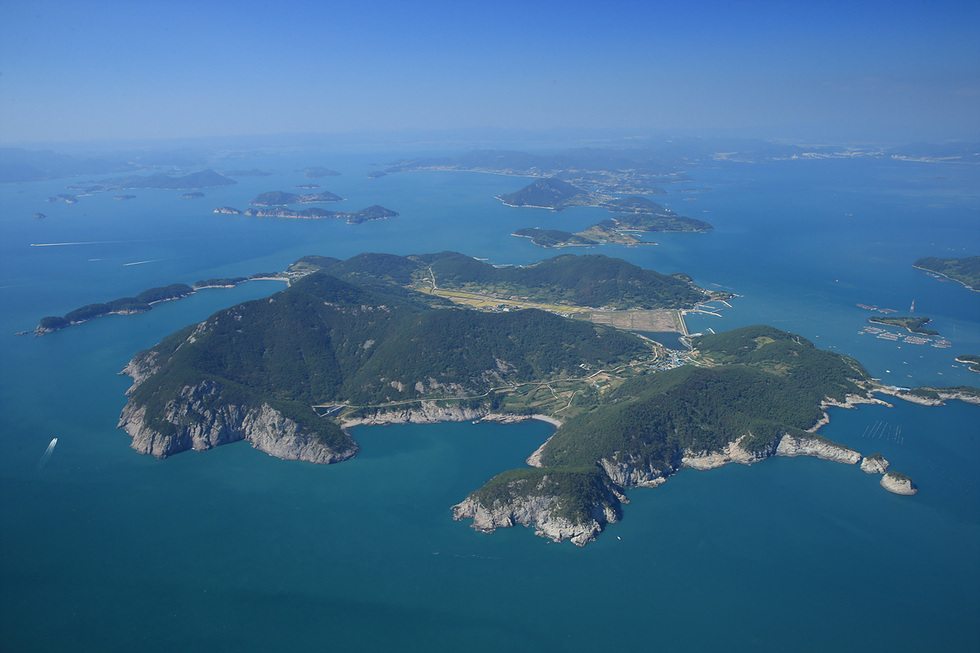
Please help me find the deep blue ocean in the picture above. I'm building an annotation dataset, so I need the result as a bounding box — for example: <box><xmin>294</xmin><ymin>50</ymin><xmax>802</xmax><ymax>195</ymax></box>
<box><xmin>1</xmin><ymin>150</ymin><xmax>978</xmax><ymax>651</ymax></box>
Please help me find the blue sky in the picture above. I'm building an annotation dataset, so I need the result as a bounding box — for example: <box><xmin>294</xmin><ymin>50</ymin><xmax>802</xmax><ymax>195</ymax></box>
<box><xmin>1</xmin><ymin>0</ymin><xmax>978</xmax><ymax>145</ymax></box>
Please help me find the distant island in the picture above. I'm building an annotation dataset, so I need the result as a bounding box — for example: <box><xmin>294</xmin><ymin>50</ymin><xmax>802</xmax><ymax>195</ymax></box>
<box><xmin>215</xmin><ymin>204</ymin><xmax>398</xmax><ymax>224</ymax></box>
<box><xmin>513</xmin><ymin>228</ymin><xmax>600</xmax><ymax>248</ymax></box>
<box><xmin>113</xmin><ymin>195</ymin><xmax>136</xmax><ymax>201</ymax></box>
<box><xmin>109</xmin><ymin>252</ymin><xmax>969</xmax><ymax>546</ymax></box>
<box><xmin>914</xmin><ymin>256</ymin><xmax>980</xmax><ymax>291</ymax></box>
<box><xmin>250</xmin><ymin>190</ymin><xmax>344</xmax><ymax>206</ymax></box>
<box><xmin>302</xmin><ymin>166</ymin><xmax>341</xmax><ymax>178</ymax></box>
<box><xmin>180</xmin><ymin>192</ymin><xmax>205</xmax><ymax>200</ymax></box>
<box><xmin>868</xmin><ymin>316</ymin><xmax>940</xmax><ymax>336</ymax></box>
<box><xmin>222</xmin><ymin>169</ymin><xmax>273</xmax><ymax>177</ymax></box>
<box><xmin>509</xmin><ymin>190</ymin><xmax>712</xmax><ymax>248</ymax></box>
<box><xmin>67</xmin><ymin>169</ymin><xmax>237</xmax><ymax>192</ymax></box>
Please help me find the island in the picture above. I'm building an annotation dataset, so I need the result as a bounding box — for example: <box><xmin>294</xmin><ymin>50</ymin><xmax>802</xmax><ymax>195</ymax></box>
<box><xmin>222</xmin><ymin>169</ymin><xmax>273</xmax><ymax>177</ymax></box>
<box><xmin>514</xmin><ymin>214</ymin><xmax>712</xmax><ymax>249</ymax></box>
<box><xmin>180</xmin><ymin>192</ymin><xmax>205</xmax><ymax>200</ymax></box>
<box><xmin>513</xmin><ymin>228</ymin><xmax>599</xmax><ymax>248</ymax></box>
<box><xmin>217</xmin><ymin>204</ymin><xmax>398</xmax><ymax>224</ymax></box>
<box><xmin>113</xmin><ymin>195</ymin><xmax>136</xmax><ymax>201</ymax></box>
<box><xmin>914</xmin><ymin>256</ymin><xmax>980</xmax><ymax>291</ymax></box>
<box><xmin>868</xmin><ymin>316</ymin><xmax>940</xmax><ymax>336</ymax></box>
<box><xmin>302</xmin><ymin>166</ymin><xmax>341</xmax><ymax>178</ymax></box>
<box><xmin>33</xmin><ymin>212</ymin><xmax>46</xmax><ymax>220</ymax></box>
<box><xmin>111</xmin><ymin>252</ymin><xmax>967</xmax><ymax>546</ymax></box>
<box><xmin>860</xmin><ymin>453</ymin><xmax>889</xmax><ymax>474</ymax></box>
<box><xmin>250</xmin><ymin>190</ymin><xmax>344</xmax><ymax>206</ymax></box>
<box><xmin>47</xmin><ymin>194</ymin><xmax>78</xmax><ymax>204</ymax></box>
<box><xmin>71</xmin><ymin>169</ymin><xmax>237</xmax><ymax>192</ymax></box>
<box><xmin>499</xmin><ymin>177</ymin><xmax>713</xmax><ymax>247</ymax></box>
<box><xmin>880</xmin><ymin>471</ymin><xmax>917</xmax><ymax>495</ymax></box>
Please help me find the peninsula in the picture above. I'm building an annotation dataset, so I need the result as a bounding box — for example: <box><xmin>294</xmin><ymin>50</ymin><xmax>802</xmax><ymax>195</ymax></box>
<box><xmin>113</xmin><ymin>252</ymin><xmax>958</xmax><ymax>546</ymax></box>
<box><xmin>34</xmin><ymin>284</ymin><xmax>195</xmax><ymax>335</ymax></box>
<box><xmin>31</xmin><ymin>273</ymin><xmax>289</xmax><ymax>335</ymax></box>
<box><xmin>914</xmin><ymin>256</ymin><xmax>980</xmax><ymax>291</ymax></box>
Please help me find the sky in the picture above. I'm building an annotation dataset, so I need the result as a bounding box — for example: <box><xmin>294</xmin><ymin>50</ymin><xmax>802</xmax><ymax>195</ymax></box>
<box><xmin>1</xmin><ymin>0</ymin><xmax>978</xmax><ymax>146</ymax></box>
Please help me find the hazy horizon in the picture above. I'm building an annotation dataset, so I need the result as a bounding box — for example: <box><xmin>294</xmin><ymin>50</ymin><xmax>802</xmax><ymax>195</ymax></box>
<box><xmin>2</xmin><ymin>0</ymin><xmax>978</xmax><ymax>148</ymax></box>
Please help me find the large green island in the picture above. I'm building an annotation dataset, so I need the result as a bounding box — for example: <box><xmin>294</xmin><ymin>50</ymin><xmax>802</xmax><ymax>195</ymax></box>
<box><xmin>116</xmin><ymin>252</ymin><xmax>977</xmax><ymax>545</ymax></box>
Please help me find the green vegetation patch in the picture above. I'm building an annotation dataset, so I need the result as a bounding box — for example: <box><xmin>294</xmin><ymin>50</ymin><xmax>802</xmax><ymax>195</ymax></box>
<box><xmin>868</xmin><ymin>316</ymin><xmax>939</xmax><ymax>335</ymax></box>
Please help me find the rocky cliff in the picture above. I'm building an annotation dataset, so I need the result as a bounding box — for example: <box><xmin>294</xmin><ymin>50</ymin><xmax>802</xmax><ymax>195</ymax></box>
<box><xmin>118</xmin><ymin>377</ymin><xmax>357</xmax><ymax>464</ymax></box>
<box><xmin>775</xmin><ymin>433</ymin><xmax>862</xmax><ymax>464</ymax></box>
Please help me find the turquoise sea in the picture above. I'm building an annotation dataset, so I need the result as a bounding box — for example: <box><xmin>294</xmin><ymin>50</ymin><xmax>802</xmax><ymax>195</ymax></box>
<box><xmin>1</xmin><ymin>150</ymin><xmax>978</xmax><ymax>651</ymax></box>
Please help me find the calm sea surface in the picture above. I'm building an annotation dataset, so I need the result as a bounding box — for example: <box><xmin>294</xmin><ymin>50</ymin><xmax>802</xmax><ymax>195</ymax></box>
<box><xmin>1</xmin><ymin>152</ymin><xmax>978</xmax><ymax>651</ymax></box>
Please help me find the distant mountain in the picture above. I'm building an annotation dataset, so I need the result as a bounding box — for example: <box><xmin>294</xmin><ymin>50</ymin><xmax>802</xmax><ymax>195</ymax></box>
<box><xmin>302</xmin><ymin>166</ymin><xmax>341</xmax><ymax>178</ymax></box>
<box><xmin>79</xmin><ymin>169</ymin><xmax>237</xmax><ymax>191</ymax></box>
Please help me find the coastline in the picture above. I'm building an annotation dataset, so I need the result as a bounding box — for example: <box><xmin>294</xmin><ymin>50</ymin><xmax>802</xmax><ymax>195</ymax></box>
<box><xmin>913</xmin><ymin>264</ymin><xmax>979</xmax><ymax>293</ymax></box>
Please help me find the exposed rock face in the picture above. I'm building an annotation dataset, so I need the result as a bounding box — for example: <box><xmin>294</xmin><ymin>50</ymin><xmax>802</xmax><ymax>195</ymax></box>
<box><xmin>860</xmin><ymin>455</ymin><xmax>890</xmax><ymax>474</ymax></box>
<box><xmin>451</xmin><ymin>481</ymin><xmax>622</xmax><ymax>547</ymax></box>
<box><xmin>776</xmin><ymin>433</ymin><xmax>861</xmax><ymax>464</ymax></box>
<box><xmin>340</xmin><ymin>402</ymin><xmax>491</xmax><ymax>428</ymax></box>
<box><xmin>600</xmin><ymin>455</ymin><xmax>669</xmax><ymax>487</ymax></box>
<box><xmin>881</xmin><ymin>472</ymin><xmax>917</xmax><ymax>495</ymax></box>
<box><xmin>682</xmin><ymin>434</ymin><xmax>779</xmax><ymax>470</ymax></box>
<box><xmin>118</xmin><ymin>378</ymin><xmax>357</xmax><ymax>464</ymax></box>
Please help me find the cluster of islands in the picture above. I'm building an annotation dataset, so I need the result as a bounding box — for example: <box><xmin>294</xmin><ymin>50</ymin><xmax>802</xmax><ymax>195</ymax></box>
<box><xmin>21</xmin><ymin>145</ymin><xmax>980</xmax><ymax>546</ymax></box>
<box><xmin>498</xmin><ymin>177</ymin><xmax>713</xmax><ymax>247</ymax></box>
<box><xmin>31</xmin><ymin>166</ymin><xmax>400</xmax><ymax>226</ymax></box>
<box><xmin>63</xmin><ymin>251</ymin><xmax>974</xmax><ymax>547</ymax></box>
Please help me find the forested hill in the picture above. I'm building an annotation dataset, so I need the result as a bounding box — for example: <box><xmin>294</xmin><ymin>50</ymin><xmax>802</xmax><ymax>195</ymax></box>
<box><xmin>454</xmin><ymin>325</ymin><xmax>875</xmax><ymax>544</ymax></box>
<box><xmin>121</xmin><ymin>272</ymin><xmax>649</xmax><ymax>456</ymax></box>
<box><xmin>291</xmin><ymin>251</ymin><xmax>711</xmax><ymax>309</ymax></box>
<box><xmin>495</xmin><ymin>178</ymin><xmax>596</xmax><ymax>209</ymax></box>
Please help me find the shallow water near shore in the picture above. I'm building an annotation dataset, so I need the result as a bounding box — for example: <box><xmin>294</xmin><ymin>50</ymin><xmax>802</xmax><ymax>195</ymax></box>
<box><xmin>1</xmin><ymin>153</ymin><xmax>978</xmax><ymax>651</ymax></box>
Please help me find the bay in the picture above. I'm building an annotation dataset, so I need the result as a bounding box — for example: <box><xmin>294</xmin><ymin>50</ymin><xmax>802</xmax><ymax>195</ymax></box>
<box><xmin>1</xmin><ymin>151</ymin><xmax>977</xmax><ymax>651</ymax></box>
